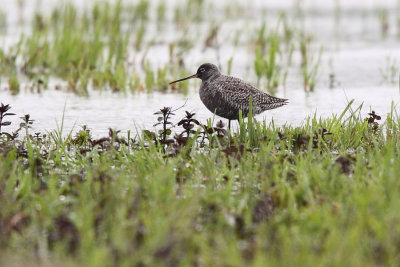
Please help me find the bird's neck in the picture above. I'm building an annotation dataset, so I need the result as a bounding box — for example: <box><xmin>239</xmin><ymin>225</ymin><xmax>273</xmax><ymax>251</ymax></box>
<box><xmin>204</xmin><ymin>73</ymin><xmax>221</xmax><ymax>84</ymax></box>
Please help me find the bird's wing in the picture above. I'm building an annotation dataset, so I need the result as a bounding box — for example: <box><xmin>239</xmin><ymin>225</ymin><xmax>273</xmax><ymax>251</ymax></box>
<box><xmin>215</xmin><ymin>75</ymin><xmax>287</xmax><ymax>114</ymax></box>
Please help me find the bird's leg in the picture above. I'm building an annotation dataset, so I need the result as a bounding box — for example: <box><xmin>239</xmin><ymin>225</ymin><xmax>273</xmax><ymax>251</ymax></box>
<box><xmin>228</xmin><ymin>119</ymin><xmax>231</xmax><ymax>131</ymax></box>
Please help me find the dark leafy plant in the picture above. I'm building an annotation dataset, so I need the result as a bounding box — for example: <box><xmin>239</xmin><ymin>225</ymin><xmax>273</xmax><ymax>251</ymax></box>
<box><xmin>367</xmin><ymin>111</ymin><xmax>381</xmax><ymax>133</ymax></box>
<box><xmin>177</xmin><ymin>111</ymin><xmax>200</xmax><ymax>137</ymax></box>
<box><xmin>198</xmin><ymin>120</ymin><xmax>228</xmax><ymax>147</ymax></box>
<box><xmin>19</xmin><ymin>114</ymin><xmax>34</xmax><ymax>128</ymax></box>
<box><xmin>153</xmin><ymin>107</ymin><xmax>175</xmax><ymax>147</ymax></box>
<box><xmin>0</xmin><ymin>103</ymin><xmax>16</xmax><ymax>137</ymax></box>
<box><xmin>312</xmin><ymin>127</ymin><xmax>332</xmax><ymax>148</ymax></box>
<box><xmin>335</xmin><ymin>155</ymin><xmax>356</xmax><ymax>175</ymax></box>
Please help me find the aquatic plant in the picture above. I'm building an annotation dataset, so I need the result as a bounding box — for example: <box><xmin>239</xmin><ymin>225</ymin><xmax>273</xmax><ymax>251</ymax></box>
<box><xmin>254</xmin><ymin>30</ymin><xmax>281</xmax><ymax>93</ymax></box>
<box><xmin>227</xmin><ymin>57</ymin><xmax>233</xmax><ymax>75</ymax></box>
<box><xmin>378</xmin><ymin>8</ymin><xmax>389</xmax><ymax>38</ymax></box>
<box><xmin>8</xmin><ymin>74</ymin><xmax>20</xmax><ymax>95</ymax></box>
<box><xmin>379</xmin><ymin>56</ymin><xmax>399</xmax><ymax>84</ymax></box>
<box><xmin>300</xmin><ymin>34</ymin><xmax>323</xmax><ymax>92</ymax></box>
<box><xmin>0</xmin><ymin>1</ymin><xmax>189</xmax><ymax>94</ymax></box>
<box><xmin>0</xmin><ymin>0</ymin><xmax>396</xmax><ymax>99</ymax></box>
<box><xmin>252</xmin><ymin>16</ymin><xmax>296</xmax><ymax>93</ymax></box>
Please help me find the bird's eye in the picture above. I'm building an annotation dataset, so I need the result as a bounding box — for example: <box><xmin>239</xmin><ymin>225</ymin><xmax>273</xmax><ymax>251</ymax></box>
<box><xmin>200</xmin><ymin>68</ymin><xmax>205</xmax><ymax>73</ymax></box>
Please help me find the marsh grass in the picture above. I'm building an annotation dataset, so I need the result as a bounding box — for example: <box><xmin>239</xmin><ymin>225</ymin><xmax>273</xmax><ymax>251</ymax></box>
<box><xmin>300</xmin><ymin>34</ymin><xmax>323</xmax><ymax>92</ymax></box>
<box><xmin>0</xmin><ymin>0</ymin><xmax>330</xmax><ymax>95</ymax></box>
<box><xmin>253</xmin><ymin>15</ymin><xmax>298</xmax><ymax>93</ymax></box>
<box><xmin>7</xmin><ymin>73</ymin><xmax>20</xmax><ymax>95</ymax></box>
<box><xmin>2</xmin><ymin>0</ymin><xmax>398</xmax><ymax>96</ymax></box>
<box><xmin>379</xmin><ymin>56</ymin><xmax>399</xmax><ymax>84</ymax></box>
<box><xmin>1</xmin><ymin>1</ymin><xmax>198</xmax><ymax>94</ymax></box>
<box><xmin>254</xmin><ymin>23</ymin><xmax>284</xmax><ymax>93</ymax></box>
<box><xmin>1</xmin><ymin>101</ymin><xmax>400</xmax><ymax>266</ymax></box>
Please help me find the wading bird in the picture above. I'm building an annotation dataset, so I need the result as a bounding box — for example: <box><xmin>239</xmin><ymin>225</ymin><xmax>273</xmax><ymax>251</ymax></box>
<box><xmin>170</xmin><ymin>63</ymin><xmax>288</xmax><ymax>129</ymax></box>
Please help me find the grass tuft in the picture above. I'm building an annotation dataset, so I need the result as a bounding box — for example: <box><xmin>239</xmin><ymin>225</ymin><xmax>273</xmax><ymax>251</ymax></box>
<box><xmin>1</xmin><ymin>102</ymin><xmax>399</xmax><ymax>265</ymax></box>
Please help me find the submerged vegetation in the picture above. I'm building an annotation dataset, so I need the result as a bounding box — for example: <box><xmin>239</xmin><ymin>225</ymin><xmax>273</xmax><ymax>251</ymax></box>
<box><xmin>1</xmin><ymin>101</ymin><xmax>400</xmax><ymax>265</ymax></box>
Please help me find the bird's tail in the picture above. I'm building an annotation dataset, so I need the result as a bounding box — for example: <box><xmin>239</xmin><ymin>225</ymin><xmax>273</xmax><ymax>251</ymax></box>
<box><xmin>261</xmin><ymin>97</ymin><xmax>288</xmax><ymax>110</ymax></box>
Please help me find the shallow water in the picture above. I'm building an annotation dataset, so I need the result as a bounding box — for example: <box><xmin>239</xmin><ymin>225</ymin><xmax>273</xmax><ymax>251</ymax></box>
<box><xmin>1</xmin><ymin>83</ymin><xmax>398</xmax><ymax>137</ymax></box>
<box><xmin>0</xmin><ymin>0</ymin><xmax>399</xmax><ymax>137</ymax></box>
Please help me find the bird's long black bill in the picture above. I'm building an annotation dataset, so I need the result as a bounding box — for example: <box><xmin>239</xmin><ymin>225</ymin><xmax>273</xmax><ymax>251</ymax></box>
<box><xmin>169</xmin><ymin>74</ymin><xmax>198</xmax><ymax>85</ymax></box>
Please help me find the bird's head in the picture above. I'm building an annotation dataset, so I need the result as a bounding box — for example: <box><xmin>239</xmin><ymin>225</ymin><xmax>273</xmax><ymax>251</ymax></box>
<box><xmin>169</xmin><ymin>63</ymin><xmax>221</xmax><ymax>85</ymax></box>
<box><xmin>195</xmin><ymin>63</ymin><xmax>220</xmax><ymax>80</ymax></box>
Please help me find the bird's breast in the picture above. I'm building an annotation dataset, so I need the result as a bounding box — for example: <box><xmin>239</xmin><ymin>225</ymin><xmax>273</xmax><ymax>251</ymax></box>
<box><xmin>199</xmin><ymin>81</ymin><xmax>241</xmax><ymax>120</ymax></box>
<box><xmin>199</xmin><ymin>82</ymin><xmax>219</xmax><ymax>110</ymax></box>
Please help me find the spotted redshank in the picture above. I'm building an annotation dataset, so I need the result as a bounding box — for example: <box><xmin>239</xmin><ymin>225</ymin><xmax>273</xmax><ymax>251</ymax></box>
<box><xmin>170</xmin><ymin>63</ymin><xmax>288</xmax><ymax>128</ymax></box>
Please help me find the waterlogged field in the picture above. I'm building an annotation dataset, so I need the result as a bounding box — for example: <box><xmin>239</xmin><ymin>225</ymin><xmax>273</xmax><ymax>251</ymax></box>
<box><xmin>0</xmin><ymin>0</ymin><xmax>400</xmax><ymax>266</ymax></box>
<box><xmin>0</xmin><ymin>0</ymin><xmax>399</xmax><ymax>134</ymax></box>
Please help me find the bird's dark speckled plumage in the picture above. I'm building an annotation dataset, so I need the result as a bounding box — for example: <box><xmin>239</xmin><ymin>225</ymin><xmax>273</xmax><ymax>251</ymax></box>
<box><xmin>170</xmin><ymin>63</ymin><xmax>288</xmax><ymax>125</ymax></box>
